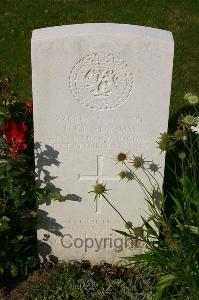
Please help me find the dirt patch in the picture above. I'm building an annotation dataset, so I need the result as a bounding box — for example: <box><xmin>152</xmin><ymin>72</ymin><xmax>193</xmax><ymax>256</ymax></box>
<box><xmin>0</xmin><ymin>268</ymin><xmax>49</xmax><ymax>300</ymax></box>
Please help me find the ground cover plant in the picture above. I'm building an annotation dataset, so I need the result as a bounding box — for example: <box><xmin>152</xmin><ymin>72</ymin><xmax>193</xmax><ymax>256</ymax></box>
<box><xmin>26</xmin><ymin>261</ymin><xmax>155</xmax><ymax>300</ymax></box>
<box><xmin>91</xmin><ymin>93</ymin><xmax>199</xmax><ymax>299</ymax></box>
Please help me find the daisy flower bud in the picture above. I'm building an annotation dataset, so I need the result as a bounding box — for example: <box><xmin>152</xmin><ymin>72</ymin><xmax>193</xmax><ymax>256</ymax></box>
<box><xmin>116</xmin><ymin>152</ymin><xmax>128</xmax><ymax>164</ymax></box>
<box><xmin>162</xmin><ymin>228</ymin><xmax>170</xmax><ymax>240</ymax></box>
<box><xmin>90</xmin><ymin>182</ymin><xmax>109</xmax><ymax>199</ymax></box>
<box><xmin>132</xmin><ymin>156</ymin><xmax>145</xmax><ymax>169</ymax></box>
<box><xmin>133</xmin><ymin>226</ymin><xmax>144</xmax><ymax>238</ymax></box>
<box><xmin>179</xmin><ymin>152</ymin><xmax>186</xmax><ymax>160</ymax></box>
<box><xmin>183</xmin><ymin>115</ymin><xmax>197</xmax><ymax>126</ymax></box>
<box><xmin>184</xmin><ymin>93</ymin><xmax>198</xmax><ymax>105</ymax></box>
<box><xmin>157</xmin><ymin>132</ymin><xmax>173</xmax><ymax>152</ymax></box>
<box><xmin>174</xmin><ymin>129</ymin><xmax>186</xmax><ymax>140</ymax></box>
<box><xmin>169</xmin><ymin>240</ymin><xmax>181</xmax><ymax>252</ymax></box>
<box><xmin>119</xmin><ymin>171</ymin><xmax>126</xmax><ymax>179</ymax></box>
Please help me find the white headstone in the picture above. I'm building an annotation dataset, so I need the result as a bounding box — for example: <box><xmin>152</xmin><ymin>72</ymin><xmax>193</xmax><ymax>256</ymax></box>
<box><xmin>32</xmin><ymin>23</ymin><xmax>174</xmax><ymax>264</ymax></box>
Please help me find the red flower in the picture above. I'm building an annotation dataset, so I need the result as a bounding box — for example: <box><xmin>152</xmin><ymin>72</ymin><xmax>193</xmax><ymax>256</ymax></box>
<box><xmin>0</xmin><ymin>120</ymin><xmax>28</xmax><ymax>155</ymax></box>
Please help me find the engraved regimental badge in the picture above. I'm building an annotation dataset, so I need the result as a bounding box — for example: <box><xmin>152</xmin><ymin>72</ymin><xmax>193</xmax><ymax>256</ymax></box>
<box><xmin>69</xmin><ymin>53</ymin><xmax>133</xmax><ymax>111</ymax></box>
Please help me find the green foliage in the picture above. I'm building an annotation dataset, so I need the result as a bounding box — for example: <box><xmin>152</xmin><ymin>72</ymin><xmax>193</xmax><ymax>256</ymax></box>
<box><xmin>0</xmin><ymin>106</ymin><xmax>10</xmax><ymax>127</ymax></box>
<box><xmin>28</xmin><ymin>262</ymin><xmax>155</xmax><ymax>300</ymax></box>
<box><xmin>97</xmin><ymin>94</ymin><xmax>199</xmax><ymax>299</ymax></box>
<box><xmin>0</xmin><ymin>79</ymin><xmax>64</xmax><ymax>284</ymax></box>
<box><xmin>36</xmin><ymin>188</ymin><xmax>65</xmax><ymax>202</ymax></box>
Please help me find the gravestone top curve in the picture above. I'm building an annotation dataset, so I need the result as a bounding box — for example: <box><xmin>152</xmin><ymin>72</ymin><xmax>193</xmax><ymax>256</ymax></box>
<box><xmin>32</xmin><ymin>23</ymin><xmax>173</xmax><ymax>43</ymax></box>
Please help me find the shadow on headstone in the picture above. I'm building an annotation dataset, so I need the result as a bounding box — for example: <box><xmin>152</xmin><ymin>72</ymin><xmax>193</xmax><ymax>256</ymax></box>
<box><xmin>35</xmin><ymin>142</ymin><xmax>82</xmax><ymax>204</ymax></box>
<box><xmin>38</xmin><ymin>240</ymin><xmax>59</xmax><ymax>264</ymax></box>
<box><xmin>34</xmin><ymin>142</ymin><xmax>61</xmax><ymax>263</ymax></box>
<box><xmin>65</xmin><ymin>194</ymin><xmax>82</xmax><ymax>202</ymax></box>
<box><xmin>35</xmin><ymin>142</ymin><xmax>61</xmax><ymax>195</ymax></box>
<box><xmin>37</xmin><ymin>209</ymin><xmax>63</xmax><ymax>236</ymax></box>
<box><xmin>34</xmin><ymin>142</ymin><xmax>82</xmax><ymax>262</ymax></box>
<box><xmin>37</xmin><ymin>209</ymin><xmax>63</xmax><ymax>263</ymax></box>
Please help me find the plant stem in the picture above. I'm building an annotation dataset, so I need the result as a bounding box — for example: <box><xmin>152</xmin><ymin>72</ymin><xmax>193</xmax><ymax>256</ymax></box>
<box><xmin>102</xmin><ymin>194</ymin><xmax>127</xmax><ymax>225</ymax></box>
<box><xmin>124</xmin><ymin>162</ymin><xmax>151</xmax><ymax>197</ymax></box>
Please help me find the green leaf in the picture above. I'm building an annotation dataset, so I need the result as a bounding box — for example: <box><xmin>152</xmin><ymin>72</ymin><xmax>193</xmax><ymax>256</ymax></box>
<box><xmin>17</xmin><ymin>235</ymin><xmax>24</xmax><ymax>241</ymax></box>
<box><xmin>159</xmin><ymin>274</ymin><xmax>175</xmax><ymax>284</ymax></box>
<box><xmin>29</xmin><ymin>210</ymin><xmax>37</xmax><ymax>218</ymax></box>
<box><xmin>26</xmin><ymin>256</ymin><xmax>38</xmax><ymax>268</ymax></box>
<box><xmin>36</xmin><ymin>188</ymin><xmax>65</xmax><ymax>201</ymax></box>
<box><xmin>0</xmin><ymin>117</ymin><xmax>4</xmax><ymax>127</ymax></box>
<box><xmin>124</xmin><ymin>252</ymin><xmax>155</xmax><ymax>263</ymax></box>
<box><xmin>112</xmin><ymin>229</ymin><xmax>133</xmax><ymax>238</ymax></box>
<box><xmin>155</xmin><ymin>274</ymin><xmax>175</xmax><ymax>300</ymax></box>
<box><xmin>169</xmin><ymin>194</ymin><xmax>184</xmax><ymax>215</ymax></box>
<box><xmin>48</xmin><ymin>191</ymin><xmax>64</xmax><ymax>201</ymax></box>
<box><xmin>0</xmin><ymin>106</ymin><xmax>9</xmax><ymax>115</ymax></box>
<box><xmin>184</xmin><ymin>225</ymin><xmax>198</xmax><ymax>234</ymax></box>
<box><xmin>9</xmin><ymin>170</ymin><xmax>21</xmax><ymax>177</ymax></box>
<box><xmin>141</xmin><ymin>216</ymin><xmax>158</xmax><ymax>237</ymax></box>
<box><xmin>36</xmin><ymin>190</ymin><xmax>45</xmax><ymax>199</ymax></box>
<box><xmin>0</xmin><ymin>159</ymin><xmax>7</xmax><ymax>165</ymax></box>
<box><xmin>11</xmin><ymin>264</ymin><xmax>18</xmax><ymax>277</ymax></box>
<box><xmin>0</xmin><ymin>106</ymin><xmax>10</xmax><ymax>126</ymax></box>
<box><xmin>175</xmin><ymin>217</ymin><xmax>184</xmax><ymax>232</ymax></box>
<box><xmin>0</xmin><ymin>217</ymin><xmax>10</xmax><ymax>232</ymax></box>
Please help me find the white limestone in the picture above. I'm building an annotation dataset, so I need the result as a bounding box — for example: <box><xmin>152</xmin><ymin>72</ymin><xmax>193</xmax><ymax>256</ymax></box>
<box><xmin>32</xmin><ymin>23</ymin><xmax>174</xmax><ymax>264</ymax></box>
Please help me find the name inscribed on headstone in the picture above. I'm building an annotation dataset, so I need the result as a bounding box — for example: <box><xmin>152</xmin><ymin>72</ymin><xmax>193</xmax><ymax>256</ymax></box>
<box><xmin>51</xmin><ymin>114</ymin><xmax>144</xmax><ymax>150</ymax></box>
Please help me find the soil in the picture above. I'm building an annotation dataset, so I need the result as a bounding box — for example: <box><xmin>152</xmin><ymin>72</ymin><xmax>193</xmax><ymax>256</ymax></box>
<box><xmin>0</xmin><ymin>268</ymin><xmax>48</xmax><ymax>300</ymax></box>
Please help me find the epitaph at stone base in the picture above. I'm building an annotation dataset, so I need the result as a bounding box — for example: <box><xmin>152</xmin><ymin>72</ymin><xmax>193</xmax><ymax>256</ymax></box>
<box><xmin>32</xmin><ymin>23</ymin><xmax>174</xmax><ymax>264</ymax></box>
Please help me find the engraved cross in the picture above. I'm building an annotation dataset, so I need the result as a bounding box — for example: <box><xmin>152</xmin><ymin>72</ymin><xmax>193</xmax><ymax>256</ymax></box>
<box><xmin>78</xmin><ymin>155</ymin><xmax>120</xmax><ymax>214</ymax></box>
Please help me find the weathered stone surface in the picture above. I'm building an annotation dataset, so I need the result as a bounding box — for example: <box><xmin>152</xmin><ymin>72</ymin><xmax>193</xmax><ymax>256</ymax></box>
<box><xmin>32</xmin><ymin>23</ymin><xmax>174</xmax><ymax>264</ymax></box>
